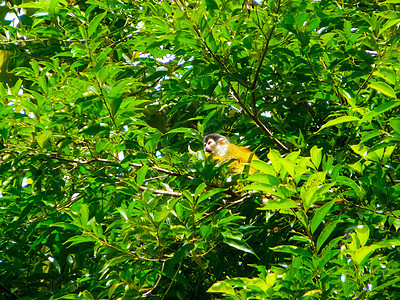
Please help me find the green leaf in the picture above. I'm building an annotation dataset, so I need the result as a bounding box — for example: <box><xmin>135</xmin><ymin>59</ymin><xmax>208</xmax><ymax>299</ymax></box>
<box><xmin>317</xmin><ymin>116</ymin><xmax>360</xmax><ymax>133</ymax></box>
<box><xmin>81</xmin><ymin>290</ymin><xmax>95</xmax><ymax>300</ymax></box>
<box><xmin>379</xmin><ymin>19</ymin><xmax>400</xmax><ymax>36</ymax></box>
<box><xmin>354</xmin><ymin>244</ymin><xmax>380</xmax><ymax>265</ymax></box>
<box><xmin>183</xmin><ymin>190</ymin><xmax>193</xmax><ymax>203</ymax></box>
<box><xmin>350</xmin><ymin>144</ymin><xmax>381</xmax><ymax>162</ymax></box>
<box><xmin>49</xmin><ymin>0</ymin><xmax>59</xmax><ymax>16</ymax></box>
<box><xmin>259</xmin><ymin>198</ymin><xmax>298</xmax><ymax>210</ymax></box>
<box><xmin>37</xmin><ymin>130</ymin><xmax>52</xmax><ymax>148</ymax></box>
<box><xmin>80</xmin><ymin>124</ymin><xmax>110</xmax><ymax>136</ymax></box>
<box><xmin>280</xmin><ymin>158</ymin><xmax>296</xmax><ymax>177</ymax></box>
<box><xmin>145</xmin><ymin>17</ymin><xmax>169</xmax><ymax>32</ymax></box>
<box><xmin>111</xmin><ymin>96</ymin><xmax>122</xmax><ymax>116</ymax></box>
<box><xmin>194</xmin><ymin>182</ymin><xmax>207</xmax><ymax>199</ymax></box>
<box><xmin>18</xmin><ymin>2</ymin><xmax>50</xmax><ymax>8</ymax></box>
<box><xmin>154</xmin><ymin>205</ymin><xmax>169</xmax><ymax>222</ymax></box>
<box><xmin>354</xmin><ymin>225</ymin><xmax>369</xmax><ymax>247</ymax></box>
<box><xmin>361</xmin><ymin>101</ymin><xmax>400</xmax><ymax>122</ymax></box>
<box><xmin>246</xmin><ymin>173</ymin><xmax>279</xmax><ymax>186</ymax></box>
<box><xmin>167</xmin><ymin>128</ymin><xmax>201</xmax><ymax>138</ymax></box>
<box><xmin>51</xmin><ymin>222</ymin><xmax>81</xmax><ymax>231</ymax></box>
<box><xmin>79</xmin><ymin>204</ymin><xmax>90</xmax><ymax>228</ymax></box>
<box><xmin>373</xmin><ymin>276</ymin><xmax>400</xmax><ymax>292</ymax></box>
<box><xmin>241</xmin><ymin>183</ymin><xmax>274</xmax><ymax>194</ymax></box>
<box><xmin>310</xmin><ymin>146</ymin><xmax>322</xmax><ymax>170</ymax></box>
<box><xmin>136</xmin><ymin>165</ymin><xmax>148</xmax><ymax>187</ymax></box>
<box><xmin>390</xmin><ymin>119</ymin><xmax>400</xmax><ymax>134</ymax></box>
<box><xmin>336</xmin><ymin>175</ymin><xmax>361</xmax><ymax>195</ymax></box>
<box><xmin>164</xmin><ymin>243</ymin><xmax>194</xmax><ymax>274</ymax></box>
<box><xmin>198</xmin><ymin>187</ymin><xmax>226</xmax><ymax>203</ymax></box>
<box><xmin>217</xmin><ymin>214</ymin><xmax>245</xmax><ymax>225</ymax></box>
<box><xmin>270</xmin><ymin>245</ymin><xmax>312</xmax><ymax>257</ymax></box>
<box><xmin>360</xmin><ymin>130</ymin><xmax>384</xmax><ymax>143</ymax></box>
<box><xmin>66</xmin><ymin>235</ymin><xmax>97</xmax><ymax>246</ymax></box>
<box><xmin>206</xmin><ymin>32</ymin><xmax>217</xmax><ymax>52</ymax></box>
<box><xmin>251</xmin><ymin>160</ymin><xmax>276</xmax><ymax>175</ymax></box>
<box><xmin>316</xmin><ymin>220</ymin><xmax>340</xmax><ymax>251</ymax></box>
<box><xmin>88</xmin><ymin>12</ymin><xmax>107</xmax><ymax>38</ymax></box>
<box><xmin>310</xmin><ymin>200</ymin><xmax>335</xmax><ymax>234</ymax></box>
<box><xmin>302</xmin><ymin>186</ymin><xmax>318</xmax><ymax>210</ymax></box>
<box><xmin>373</xmin><ymin>66</ymin><xmax>397</xmax><ymax>85</ymax></box>
<box><xmin>161</xmin><ymin>1</ymin><xmax>172</xmax><ymax>14</ymax></box>
<box><xmin>339</xmin><ymin>87</ymin><xmax>356</xmax><ymax>108</ymax></box>
<box><xmin>369</xmin><ymin>81</ymin><xmax>397</xmax><ymax>98</ymax></box>
<box><xmin>223</xmin><ymin>237</ymin><xmax>258</xmax><ymax>257</ymax></box>
<box><xmin>144</xmin><ymin>132</ymin><xmax>161</xmax><ymax>153</ymax></box>
<box><xmin>108</xmin><ymin>283</ymin><xmax>124</xmax><ymax>298</ymax></box>
<box><xmin>207</xmin><ymin>281</ymin><xmax>235</xmax><ymax>295</ymax></box>
<box><xmin>205</xmin><ymin>0</ymin><xmax>218</xmax><ymax>10</ymax></box>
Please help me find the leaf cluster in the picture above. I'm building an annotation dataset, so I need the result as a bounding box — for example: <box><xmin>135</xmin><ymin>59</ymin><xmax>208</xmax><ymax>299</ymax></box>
<box><xmin>1</xmin><ymin>0</ymin><xmax>400</xmax><ymax>299</ymax></box>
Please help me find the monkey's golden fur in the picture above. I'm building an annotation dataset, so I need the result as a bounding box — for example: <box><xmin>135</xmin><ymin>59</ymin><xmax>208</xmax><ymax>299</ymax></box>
<box><xmin>204</xmin><ymin>134</ymin><xmax>258</xmax><ymax>174</ymax></box>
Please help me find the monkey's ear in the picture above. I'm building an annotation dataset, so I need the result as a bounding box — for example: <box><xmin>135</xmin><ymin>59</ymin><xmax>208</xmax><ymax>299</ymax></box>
<box><xmin>218</xmin><ymin>138</ymin><xmax>227</xmax><ymax>145</ymax></box>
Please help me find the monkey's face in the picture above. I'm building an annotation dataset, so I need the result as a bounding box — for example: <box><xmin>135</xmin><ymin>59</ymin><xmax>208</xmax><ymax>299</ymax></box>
<box><xmin>204</xmin><ymin>135</ymin><xmax>228</xmax><ymax>157</ymax></box>
<box><xmin>204</xmin><ymin>138</ymin><xmax>217</xmax><ymax>154</ymax></box>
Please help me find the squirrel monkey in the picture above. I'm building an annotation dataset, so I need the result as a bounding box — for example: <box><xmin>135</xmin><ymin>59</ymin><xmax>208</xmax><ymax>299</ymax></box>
<box><xmin>204</xmin><ymin>134</ymin><xmax>259</xmax><ymax>174</ymax></box>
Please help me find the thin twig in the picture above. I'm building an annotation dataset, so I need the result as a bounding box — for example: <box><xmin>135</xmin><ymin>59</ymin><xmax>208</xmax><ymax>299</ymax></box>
<box><xmin>250</xmin><ymin>25</ymin><xmax>276</xmax><ymax>90</ymax></box>
<box><xmin>2</xmin><ymin>149</ymin><xmax>194</xmax><ymax>178</ymax></box>
<box><xmin>161</xmin><ymin>261</ymin><xmax>182</xmax><ymax>300</ymax></box>
<box><xmin>230</xmin><ymin>88</ymin><xmax>289</xmax><ymax>152</ymax></box>
<box><xmin>139</xmin><ymin>186</ymin><xmax>187</xmax><ymax>197</ymax></box>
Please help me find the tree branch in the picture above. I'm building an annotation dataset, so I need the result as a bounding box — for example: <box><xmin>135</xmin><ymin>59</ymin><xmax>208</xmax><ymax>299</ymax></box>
<box><xmin>230</xmin><ymin>87</ymin><xmax>289</xmax><ymax>152</ymax></box>
<box><xmin>250</xmin><ymin>25</ymin><xmax>276</xmax><ymax>90</ymax></box>
<box><xmin>139</xmin><ymin>186</ymin><xmax>186</xmax><ymax>197</ymax></box>
<box><xmin>3</xmin><ymin>150</ymin><xmax>193</xmax><ymax>178</ymax></box>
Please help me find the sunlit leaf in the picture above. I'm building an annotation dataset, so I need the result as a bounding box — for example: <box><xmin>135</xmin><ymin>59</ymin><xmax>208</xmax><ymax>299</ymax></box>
<box><xmin>369</xmin><ymin>81</ymin><xmax>397</xmax><ymax>98</ymax></box>
<box><xmin>390</xmin><ymin>119</ymin><xmax>400</xmax><ymax>134</ymax></box>
<box><xmin>259</xmin><ymin>198</ymin><xmax>298</xmax><ymax>210</ymax></box>
<box><xmin>317</xmin><ymin>116</ymin><xmax>360</xmax><ymax>133</ymax></box>
<box><xmin>223</xmin><ymin>237</ymin><xmax>258</xmax><ymax>257</ymax></box>
<box><xmin>251</xmin><ymin>160</ymin><xmax>276</xmax><ymax>175</ymax></box>
<box><xmin>88</xmin><ymin>12</ymin><xmax>107</xmax><ymax>37</ymax></box>
<box><xmin>316</xmin><ymin>220</ymin><xmax>340</xmax><ymax>251</ymax></box>
<box><xmin>136</xmin><ymin>165</ymin><xmax>149</xmax><ymax>187</ymax></box>
<box><xmin>310</xmin><ymin>146</ymin><xmax>322</xmax><ymax>170</ymax></box>
<box><xmin>310</xmin><ymin>200</ymin><xmax>335</xmax><ymax>234</ymax></box>
<box><xmin>270</xmin><ymin>245</ymin><xmax>312</xmax><ymax>257</ymax></box>
<box><xmin>37</xmin><ymin>130</ymin><xmax>52</xmax><ymax>148</ymax></box>
<box><xmin>361</xmin><ymin>101</ymin><xmax>400</xmax><ymax>122</ymax></box>
<box><xmin>207</xmin><ymin>281</ymin><xmax>235</xmax><ymax>295</ymax></box>
<box><xmin>195</xmin><ymin>182</ymin><xmax>207</xmax><ymax>199</ymax></box>
<box><xmin>154</xmin><ymin>205</ymin><xmax>170</xmax><ymax>222</ymax></box>
<box><xmin>205</xmin><ymin>0</ymin><xmax>218</xmax><ymax>10</ymax></box>
<box><xmin>373</xmin><ymin>66</ymin><xmax>397</xmax><ymax>85</ymax></box>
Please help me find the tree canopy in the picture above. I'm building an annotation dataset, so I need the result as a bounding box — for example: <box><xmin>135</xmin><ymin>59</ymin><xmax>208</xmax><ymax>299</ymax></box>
<box><xmin>1</xmin><ymin>0</ymin><xmax>400</xmax><ymax>299</ymax></box>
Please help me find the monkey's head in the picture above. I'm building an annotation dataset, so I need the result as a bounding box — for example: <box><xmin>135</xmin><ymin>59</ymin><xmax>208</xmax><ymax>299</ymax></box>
<box><xmin>204</xmin><ymin>134</ymin><xmax>229</xmax><ymax>157</ymax></box>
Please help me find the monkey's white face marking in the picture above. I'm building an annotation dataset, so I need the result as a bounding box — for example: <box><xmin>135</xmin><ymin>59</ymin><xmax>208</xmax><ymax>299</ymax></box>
<box><xmin>204</xmin><ymin>137</ymin><xmax>228</xmax><ymax>157</ymax></box>
<box><xmin>213</xmin><ymin>139</ymin><xmax>228</xmax><ymax>157</ymax></box>
<box><xmin>204</xmin><ymin>139</ymin><xmax>215</xmax><ymax>153</ymax></box>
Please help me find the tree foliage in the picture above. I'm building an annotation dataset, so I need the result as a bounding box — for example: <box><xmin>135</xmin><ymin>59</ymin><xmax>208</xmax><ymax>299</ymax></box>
<box><xmin>1</xmin><ymin>0</ymin><xmax>400</xmax><ymax>298</ymax></box>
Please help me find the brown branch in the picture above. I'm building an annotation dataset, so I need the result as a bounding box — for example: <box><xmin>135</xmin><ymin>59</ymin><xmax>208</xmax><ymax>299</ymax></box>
<box><xmin>3</xmin><ymin>150</ymin><xmax>193</xmax><ymax>178</ymax></box>
<box><xmin>191</xmin><ymin>24</ymin><xmax>249</xmax><ymax>88</ymax></box>
<box><xmin>161</xmin><ymin>261</ymin><xmax>182</xmax><ymax>300</ymax></box>
<box><xmin>139</xmin><ymin>186</ymin><xmax>189</xmax><ymax>197</ymax></box>
<box><xmin>142</xmin><ymin>261</ymin><xmax>166</xmax><ymax>297</ymax></box>
<box><xmin>250</xmin><ymin>0</ymin><xmax>282</xmax><ymax>90</ymax></box>
<box><xmin>86</xmin><ymin>42</ymin><xmax>121</xmax><ymax>135</ymax></box>
<box><xmin>84</xmin><ymin>231</ymin><xmax>166</xmax><ymax>262</ymax></box>
<box><xmin>250</xmin><ymin>25</ymin><xmax>276</xmax><ymax>90</ymax></box>
<box><xmin>230</xmin><ymin>87</ymin><xmax>289</xmax><ymax>152</ymax></box>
